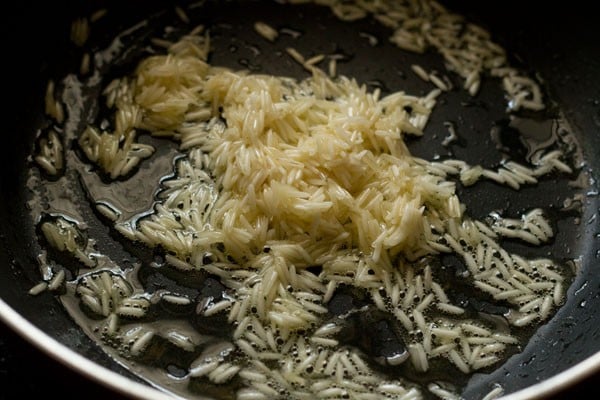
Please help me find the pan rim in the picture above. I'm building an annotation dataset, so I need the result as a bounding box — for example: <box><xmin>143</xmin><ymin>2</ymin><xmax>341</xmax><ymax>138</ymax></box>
<box><xmin>0</xmin><ymin>298</ymin><xmax>172</xmax><ymax>400</ymax></box>
<box><xmin>2</xmin><ymin>297</ymin><xmax>600</xmax><ymax>400</ymax></box>
<box><xmin>499</xmin><ymin>352</ymin><xmax>600</xmax><ymax>400</ymax></box>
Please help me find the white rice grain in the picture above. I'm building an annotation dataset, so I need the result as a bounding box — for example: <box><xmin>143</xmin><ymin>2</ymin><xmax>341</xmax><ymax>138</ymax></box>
<box><xmin>254</xmin><ymin>21</ymin><xmax>279</xmax><ymax>42</ymax></box>
<box><xmin>436</xmin><ymin>303</ymin><xmax>465</xmax><ymax>315</ymax></box>
<box><xmin>448</xmin><ymin>349</ymin><xmax>469</xmax><ymax>373</ymax></box>
<box><xmin>175</xmin><ymin>6</ymin><xmax>190</xmax><ymax>24</ymax></box>
<box><xmin>162</xmin><ymin>293</ymin><xmax>191</xmax><ymax>305</ymax></box>
<box><xmin>48</xmin><ymin>269</ymin><xmax>65</xmax><ymax>291</ymax></box>
<box><xmin>411</xmin><ymin>64</ymin><xmax>429</xmax><ymax>82</ymax></box>
<box><xmin>189</xmin><ymin>360</ymin><xmax>220</xmax><ymax>378</ymax></box>
<box><xmin>130</xmin><ymin>330</ymin><xmax>154</xmax><ymax>356</ymax></box>
<box><xmin>28</xmin><ymin>282</ymin><xmax>48</xmax><ymax>296</ymax></box>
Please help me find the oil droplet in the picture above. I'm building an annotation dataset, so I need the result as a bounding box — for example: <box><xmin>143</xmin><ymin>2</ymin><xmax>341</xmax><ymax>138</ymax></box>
<box><xmin>520</xmin><ymin>354</ymin><xmax>536</xmax><ymax>367</ymax></box>
<box><xmin>238</xmin><ymin>58</ymin><xmax>261</xmax><ymax>71</ymax></box>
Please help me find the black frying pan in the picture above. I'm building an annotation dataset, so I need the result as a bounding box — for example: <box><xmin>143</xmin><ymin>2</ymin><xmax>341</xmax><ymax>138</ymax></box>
<box><xmin>1</xmin><ymin>0</ymin><xmax>599</xmax><ymax>399</ymax></box>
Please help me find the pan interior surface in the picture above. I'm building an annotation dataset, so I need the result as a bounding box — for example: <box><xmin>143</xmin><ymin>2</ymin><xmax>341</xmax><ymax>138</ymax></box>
<box><xmin>1</xmin><ymin>1</ymin><xmax>599</xmax><ymax>400</ymax></box>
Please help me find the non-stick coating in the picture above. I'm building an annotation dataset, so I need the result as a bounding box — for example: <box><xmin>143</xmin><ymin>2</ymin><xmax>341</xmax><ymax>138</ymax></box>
<box><xmin>1</xmin><ymin>0</ymin><xmax>599</xmax><ymax>399</ymax></box>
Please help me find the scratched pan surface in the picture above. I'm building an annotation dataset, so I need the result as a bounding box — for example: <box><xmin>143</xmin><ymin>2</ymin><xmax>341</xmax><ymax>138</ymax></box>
<box><xmin>0</xmin><ymin>0</ymin><xmax>599</xmax><ymax>399</ymax></box>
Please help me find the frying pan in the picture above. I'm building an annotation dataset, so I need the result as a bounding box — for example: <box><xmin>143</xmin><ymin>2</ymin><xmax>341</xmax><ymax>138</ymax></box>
<box><xmin>1</xmin><ymin>0</ymin><xmax>599</xmax><ymax>399</ymax></box>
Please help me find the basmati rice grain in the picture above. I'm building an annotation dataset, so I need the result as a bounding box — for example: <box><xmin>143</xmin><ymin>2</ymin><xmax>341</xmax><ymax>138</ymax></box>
<box><xmin>339</xmin><ymin>353</ymin><xmax>357</xmax><ymax>375</ymax></box>
<box><xmin>80</xmin><ymin>53</ymin><xmax>91</xmax><ymax>75</ymax></box>
<box><xmin>539</xmin><ymin>295</ymin><xmax>553</xmax><ymax>320</ymax></box>
<box><xmin>175</xmin><ymin>6</ymin><xmax>190</xmax><ymax>24</ymax></box>
<box><xmin>408</xmin><ymin>343</ymin><xmax>428</xmax><ymax>372</ymax></box>
<box><xmin>296</xmin><ymin>353</ymin><xmax>318</xmax><ymax>373</ymax></box>
<box><xmin>34</xmin><ymin>156</ymin><xmax>56</xmax><ymax>175</ymax></box>
<box><xmin>371</xmin><ymin>289</ymin><xmax>386</xmax><ymax>311</ymax></box>
<box><xmin>239</xmin><ymin>370</ymin><xmax>268</xmax><ymax>383</ymax></box>
<box><xmin>430</xmin><ymin>343</ymin><xmax>456</xmax><ymax>357</ymax></box>
<box><xmin>413</xmin><ymin>309</ymin><xmax>427</xmax><ymax>331</ymax></box>
<box><xmin>254</xmin><ymin>21</ymin><xmax>278</xmax><ymax>42</ymax></box>
<box><xmin>473</xmin><ymin>281</ymin><xmax>501</xmax><ymax>296</ymax></box>
<box><xmin>238</xmin><ymin>339</ymin><xmax>260</xmax><ymax>358</ymax></box>
<box><xmin>90</xmin><ymin>8</ymin><xmax>107</xmax><ymax>23</ymax></box>
<box><xmin>310</xmin><ymin>337</ymin><xmax>339</xmax><ymax>347</ymax></box>
<box><xmin>328</xmin><ymin>58</ymin><xmax>337</xmax><ymax>78</ymax></box>
<box><xmin>314</xmin><ymin>322</ymin><xmax>341</xmax><ymax>337</ymax></box>
<box><xmin>411</xmin><ymin>64</ymin><xmax>429</xmax><ymax>82</ymax></box>
<box><xmin>449</xmin><ymin>349</ymin><xmax>469</xmax><ymax>373</ymax></box>
<box><xmin>323</xmin><ymin>351</ymin><xmax>342</xmax><ymax>376</ymax></box>
<box><xmin>305</xmin><ymin>54</ymin><xmax>326</xmax><ymax>66</ymax></box>
<box><xmin>71</xmin><ymin>17</ymin><xmax>90</xmax><ymax>47</ymax></box>
<box><xmin>472</xmin><ymin>355</ymin><xmax>499</xmax><ymax>370</ymax></box>
<box><xmin>467</xmin><ymin>79</ymin><xmax>481</xmax><ymax>96</ymax></box>
<box><xmin>131</xmin><ymin>330</ymin><xmax>154</xmax><ymax>356</ymax></box>
<box><xmin>286</xmin><ymin>47</ymin><xmax>305</xmax><ymax>65</ymax></box>
<box><xmin>431</xmin><ymin>327</ymin><xmax>460</xmax><ymax>340</ymax></box>
<box><xmin>490</xmin><ymin>333</ymin><xmax>517</xmax><ymax>345</ymax></box>
<box><xmin>244</xmin><ymin>330</ymin><xmax>267</xmax><ymax>349</ymax></box>
<box><xmin>525</xmin><ymin>281</ymin><xmax>554</xmax><ymax>291</ymax></box>
<box><xmin>204</xmin><ymin>299</ymin><xmax>233</xmax><ymax>316</ymax></box>
<box><xmin>482</xmin><ymin>343</ymin><xmax>506</xmax><ymax>354</ymax></box>
<box><xmin>461</xmin><ymin>323</ymin><xmax>491</xmax><ymax>336</ymax></box>
<box><xmin>428</xmin><ymin>383</ymin><xmax>460</xmax><ymax>400</ymax></box>
<box><xmin>95</xmin><ymin>203</ymin><xmax>119</xmax><ymax>221</ymax></box>
<box><xmin>48</xmin><ymin>269</ymin><xmax>65</xmax><ymax>291</ymax></box>
<box><xmin>481</xmin><ymin>385</ymin><xmax>504</xmax><ymax>400</ymax></box>
<box><xmin>116</xmin><ymin>305</ymin><xmax>147</xmax><ymax>318</ymax></box>
<box><xmin>553</xmin><ymin>281</ymin><xmax>564</xmax><ymax>305</ymax></box>
<box><xmin>82</xmin><ymin>294</ymin><xmax>103</xmax><ymax>315</ymax></box>
<box><xmin>28</xmin><ymin>282</ymin><xmax>48</xmax><ymax>296</ymax></box>
<box><xmin>106</xmin><ymin>313</ymin><xmax>118</xmax><ymax>335</ymax></box>
<box><xmin>512</xmin><ymin>313</ymin><xmax>537</xmax><ymax>327</ymax></box>
<box><xmin>379</xmin><ymin>383</ymin><xmax>408</xmax><ymax>395</ymax></box>
<box><xmin>162</xmin><ymin>293</ymin><xmax>191</xmax><ymax>305</ymax></box>
<box><xmin>209</xmin><ymin>363</ymin><xmax>240</xmax><ymax>384</ymax></box>
<box><xmin>317</xmin><ymin>387</ymin><xmax>345</xmax><ymax>398</ymax></box>
<box><xmin>335</xmin><ymin>363</ymin><xmax>344</xmax><ymax>383</ymax></box>
<box><xmin>431</xmin><ymin>282</ymin><xmax>449</xmax><ymax>303</ymax></box>
<box><xmin>237</xmin><ymin>389</ymin><xmax>268</xmax><ymax>400</ymax></box>
<box><xmin>394</xmin><ymin>308</ymin><xmax>414</xmax><ymax>331</ymax></box>
<box><xmin>340</xmin><ymin>379</ymin><xmax>363</xmax><ymax>392</ymax></box>
<box><xmin>429</xmin><ymin>73</ymin><xmax>449</xmax><ymax>91</ymax></box>
<box><xmin>189</xmin><ymin>359</ymin><xmax>220</xmax><ymax>378</ymax></box>
<box><xmin>437</xmin><ymin>303</ymin><xmax>465</xmax><ymax>315</ymax></box>
<box><xmin>251</xmin><ymin>382</ymin><xmax>279</xmax><ymax>397</ymax></box>
<box><xmin>151</xmin><ymin>38</ymin><xmax>174</xmax><ymax>49</ymax></box>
